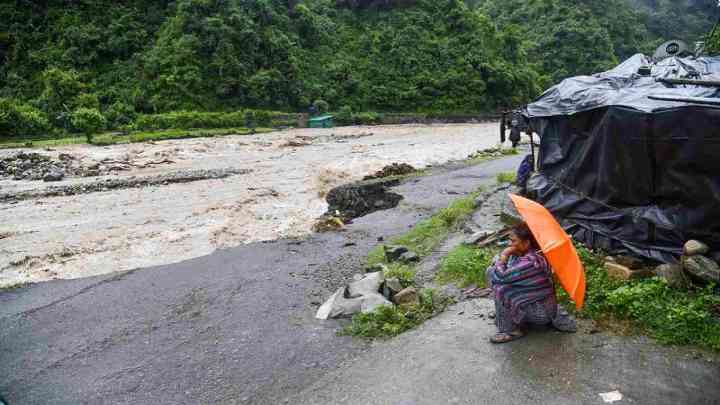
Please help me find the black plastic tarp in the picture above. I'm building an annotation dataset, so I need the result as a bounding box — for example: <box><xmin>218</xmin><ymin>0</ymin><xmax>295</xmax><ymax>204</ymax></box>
<box><xmin>524</xmin><ymin>54</ymin><xmax>720</xmax><ymax>263</ymax></box>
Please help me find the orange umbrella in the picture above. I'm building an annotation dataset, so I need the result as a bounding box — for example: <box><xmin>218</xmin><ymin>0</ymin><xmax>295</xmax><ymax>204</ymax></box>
<box><xmin>509</xmin><ymin>194</ymin><xmax>586</xmax><ymax>309</ymax></box>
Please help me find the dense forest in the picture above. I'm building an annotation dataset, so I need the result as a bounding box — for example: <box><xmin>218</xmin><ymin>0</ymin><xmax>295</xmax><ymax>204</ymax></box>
<box><xmin>0</xmin><ymin>0</ymin><xmax>718</xmax><ymax>138</ymax></box>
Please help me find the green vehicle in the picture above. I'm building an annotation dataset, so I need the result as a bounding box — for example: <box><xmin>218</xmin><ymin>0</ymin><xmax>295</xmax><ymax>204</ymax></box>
<box><xmin>308</xmin><ymin>115</ymin><xmax>334</xmax><ymax>128</ymax></box>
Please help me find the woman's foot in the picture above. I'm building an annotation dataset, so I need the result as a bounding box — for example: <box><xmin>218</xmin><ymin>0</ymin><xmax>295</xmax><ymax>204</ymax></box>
<box><xmin>489</xmin><ymin>330</ymin><xmax>525</xmax><ymax>344</ymax></box>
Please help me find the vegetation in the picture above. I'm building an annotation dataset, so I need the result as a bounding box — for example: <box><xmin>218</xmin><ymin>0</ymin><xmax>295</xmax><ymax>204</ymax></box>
<box><xmin>341</xmin><ymin>289</ymin><xmax>446</xmax><ymax>338</ymax></box>
<box><xmin>5</xmin><ymin>0</ymin><xmax>714</xmax><ymax>141</ymax></box>
<box><xmin>433</xmin><ymin>239</ymin><xmax>720</xmax><ymax>351</ymax></box>
<box><xmin>437</xmin><ymin>244</ymin><xmax>497</xmax><ymax>287</ymax></box>
<box><xmin>563</xmin><ymin>244</ymin><xmax>720</xmax><ymax>351</ymax></box>
<box><xmin>367</xmin><ymin>191</ymin><xmax>480</xmax><ymax>266</ymax></box>
<box><xmin>496</xmin><ymin>171</ymin><xmax>517</xmax><ymax>184</ymax></box>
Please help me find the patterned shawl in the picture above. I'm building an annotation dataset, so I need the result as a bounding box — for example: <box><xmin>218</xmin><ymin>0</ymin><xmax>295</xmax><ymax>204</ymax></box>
<box><xmin>490</xmin><ymin>250</ymin><xmax>555</xmax><ymax>322</ymax></box>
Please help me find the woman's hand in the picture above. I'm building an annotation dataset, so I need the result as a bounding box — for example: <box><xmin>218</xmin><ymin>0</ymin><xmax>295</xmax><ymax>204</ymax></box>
<box><xmin>499</xmin><ymin>246</ymin><xmax>517</xmax><ymax>263</ymax></box>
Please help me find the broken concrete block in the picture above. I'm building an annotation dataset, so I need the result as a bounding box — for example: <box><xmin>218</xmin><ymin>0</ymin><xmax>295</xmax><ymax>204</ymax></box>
<box><xmin>393</xmin><ymin>287</ymin><xmax>419</xmax><ymax>307</ymax></box>
<box><xmin>315</xmin><ymin>287</ymin><xmax>363</xmax><ymax>320</ymax></box>
<box><xmin>385</xmin><ymin>278</ymin><xmax>403</xmax><ymax>293</ymax></box>
<box><xmin>684</xmin><ymin>240</ymin><xmax>710</xmax><ymax>256</ymax></box>
<box><xmin>604</xmin><ymin>262</ymin><xmax>653</xmax><ymax>281</ymax></box>
<box><xmin>682</xmin><ymin>255</ymin><xmax>720</xmax><ymax>284</ymax></box>
<box><xmin>384</xmin><ymin>245</ymin><xmax>408</xmax><ymax>262</ymax></box>
<box><xmin>348</xmin><ymin>271</ymin><xmax>385</xmax><ymax>298</ymax></box>
<box><xmin>399</xmin><ymin>251</ymin><xmax>419</xmax><ymax>263</ymax></box>
<box><xmin>654</xmin><ymin>263</ymin><xmax>690</xmax><ymax>289</ymax></box>
<box><xmin>360</xmin><ymin>293</ymin><xmax>393</xmax><ymax>314</ymax></box>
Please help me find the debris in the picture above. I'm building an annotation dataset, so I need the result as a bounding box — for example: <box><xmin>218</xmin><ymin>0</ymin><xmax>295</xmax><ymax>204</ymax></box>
<box><xmin>393</xmin><ymin>287</ymin><xmax>419</xmax><ymax>307</ymax></box>
<box><xmin>598</xmin><ymin>391</ymin><xmax>623</xmax><ymax>403</ymax></box>
<box><xmin>315</xmin><ymin>287</ymin><xmax>362</xmax><ymax>320</ymax></box>
<box><xmin>312</xmin><ymin>215</ymin><xmax>345</xmax><ymax>232</ymax></box>
<box><xmin>682</xmin><ymin>255</ymin><xmax>720</xmax><ymax>284</ymax></box>
<box><xmin>684</xmin><ymin>240</ymin><xmax>710</xmax><ymax>256</ymax></box>
<box><xmin>463</xmin><ymin>230</ymin><xmax>493</xmax><ymax>245</ymax></box>
<box><xmin>462</xmin><ymin>286</ymin><xmax>492</xmax><ymax>299</ymax></box>
<box><xmin>363</xmin><ymin>163</ymin><xmax>416</xmax><ymax>180</ymax></box>
<box><xmin>348</xmin><ymin>271</ymin><xmax>384</xmax><ymax>297</ymax></box>
<box><xmin>384</xmin><ymin>245</ymin><xmax>409</xmax><ymax>262</ymax></box>
<box><xmin>654</xmin><ymin>263</ymin><xmax>690</xmax><ymax>289</ymax></box>
<box><xmin>316</xmin><ymin>271</ymin><xmax>392</xmax><ymax>319</ymax></box>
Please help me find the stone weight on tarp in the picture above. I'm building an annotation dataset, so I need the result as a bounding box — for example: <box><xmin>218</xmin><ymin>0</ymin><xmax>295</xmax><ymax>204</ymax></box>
<box><xmin>654</xmin><ymin>263</ymin><xmax>690</xmax><ymax>289</ymax></box>
<box><xmin>682</xmin><ymin>255</ymin><xmax>720</xmax><ymax>284</ymax></box>
<box><xmin>684</xmin><ymin>240</ymin><xmax>710</xmax><ymax>256</ymax></box>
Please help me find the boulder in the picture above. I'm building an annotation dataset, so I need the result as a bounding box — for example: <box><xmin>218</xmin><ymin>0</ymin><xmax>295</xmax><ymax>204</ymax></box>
<box><xmin>605</xmin><ymin>262</ymin><xmax>653</xmax><ymax>281</ymax></box>
<box><xmin>384</xmin><ymin>245</ymin><xmax>408</xmax><ymax>262</ymax></box>
<box><xmin>684</xmin><ymin>240</ymin><xmax>710</xmax><ymax>256</ymax></box>
<box><xmin>42</xmin><ymin>169</ymin><xmax>65</xmax><ymax>182</ymax></box>
<box><xmin>654</xmin><ymin>263</ymin><xmax>690</xmax><ymax>289</ymax></box>
<box><xmin>393</xmin><ymin>287</ymin><xmax>419</xmax><ymax>307</ymax></box>
<box><xmin>348</xmin><ymin>271</ymin><xmax>384</xmax><ymax>297</ymax></box>
<box><xmin>682</xmin><ymin>255</ymin><xmax>720</xmax><ymax>284</ymax></box>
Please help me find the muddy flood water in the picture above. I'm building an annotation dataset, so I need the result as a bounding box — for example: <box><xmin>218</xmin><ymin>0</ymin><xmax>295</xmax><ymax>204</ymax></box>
<box><xmin>0</xmin><ymin>123</ymin><xmax>506</xmax><ymax>286</ymax></box>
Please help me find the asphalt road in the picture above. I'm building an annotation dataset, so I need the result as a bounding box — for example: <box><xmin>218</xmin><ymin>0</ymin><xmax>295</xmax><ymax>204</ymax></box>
<box><xmin>290</xmin><ymin>299</ymin><xmax>720</xmax><ymax>405</ymax></box>
<box><xmin>0</xmin><ymin>155</ymin><xmax>524</xmax><ymax>404</ymax></box>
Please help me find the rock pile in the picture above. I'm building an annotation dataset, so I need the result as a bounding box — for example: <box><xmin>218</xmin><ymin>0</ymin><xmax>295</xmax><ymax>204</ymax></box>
<box><xmin>604</xmin><ymin>240</ymin><xmax>720</xmax><ymax>288</ymax></box>
<box><xmin>680</xmin><ymin>240</ymin><xmax>720</xmax><ymax>284</ymax></box>
<box><xmin>0</xmin><ymin>151</ymin><xmax>176</xmax><ymax>183</ymax></box>
<box><xmin>315</xmin><ymin>267</ymin><xmax>421</xmax><ymax>320</ymax></box>
<box><xmin>0</xmin><ymin>152</ymin><xmax>72</xmax><ymax>182</ymax></box>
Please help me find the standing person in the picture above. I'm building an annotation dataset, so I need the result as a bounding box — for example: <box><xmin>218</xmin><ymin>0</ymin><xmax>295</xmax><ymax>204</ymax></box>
<box><xmin>488</xmin><ymin>223</ymin><xmax>576</xmax><ymax>343</ymax></box>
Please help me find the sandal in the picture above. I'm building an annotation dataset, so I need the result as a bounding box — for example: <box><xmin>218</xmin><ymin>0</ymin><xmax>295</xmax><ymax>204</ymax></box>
<box><xmin>489</xmin><ymin>330</ymin><xmax>525</xmax><ymax>344</ymax></box>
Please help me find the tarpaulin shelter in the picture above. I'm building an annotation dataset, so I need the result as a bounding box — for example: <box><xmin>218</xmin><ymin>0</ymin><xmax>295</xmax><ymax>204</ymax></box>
<box><xmin>523</xmin><ymin>54</ymin><xmax>720</xmax><ymax>263</ymax></box>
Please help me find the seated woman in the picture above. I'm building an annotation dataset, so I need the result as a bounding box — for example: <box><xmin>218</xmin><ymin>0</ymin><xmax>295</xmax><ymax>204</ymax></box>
<box><xmin>488</xmin><ymin>223</ymin><xmax>576</xmax><ymax>343</ymax></box>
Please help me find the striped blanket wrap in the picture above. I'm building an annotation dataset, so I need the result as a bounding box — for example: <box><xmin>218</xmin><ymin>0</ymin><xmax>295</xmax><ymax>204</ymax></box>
<box><xmin>490</xmin><ymin>250</ymin><xmax>555</xmax><ymax>323</ymax></box>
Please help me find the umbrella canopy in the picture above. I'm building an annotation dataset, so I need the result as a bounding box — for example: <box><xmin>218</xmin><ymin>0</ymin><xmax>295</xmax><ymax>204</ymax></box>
<box><xmin>510</xmin><ymin>194</ymin><xmax>586</xmax><ymax>309</ymax></box>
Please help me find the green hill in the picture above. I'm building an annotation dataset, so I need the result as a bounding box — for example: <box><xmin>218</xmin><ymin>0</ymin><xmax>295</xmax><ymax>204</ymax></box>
<box><xmin>0</xmin><ymin>0</ymin><xmax>717</xmax><ymax>138</ymax></box>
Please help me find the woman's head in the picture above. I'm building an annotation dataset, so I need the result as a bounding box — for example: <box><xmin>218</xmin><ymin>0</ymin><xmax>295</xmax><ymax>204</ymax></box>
<box><xmin>509</xmin><ymin>222</ymin><xmax>539</xmax><ymax>255</ymax></box>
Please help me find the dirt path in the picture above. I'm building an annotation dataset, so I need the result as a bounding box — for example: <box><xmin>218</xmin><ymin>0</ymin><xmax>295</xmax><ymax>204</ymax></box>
<box><xmin>0</xmin><ymin>123</ymin><xmax>506</xmax><ymax>286</ymax></box>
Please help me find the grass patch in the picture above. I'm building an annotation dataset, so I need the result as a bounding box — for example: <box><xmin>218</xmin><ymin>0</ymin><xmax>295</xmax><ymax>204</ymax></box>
<box><xmin>562</xmin><ymin>243</ymin><xmax>720</xmax><ymax>351</ymax></box>
<box><xmin>496</xmin><ymin>171</ymin><xmax>517</xmax><ymax>184</ymax></box>
<box><xmin>341</xmin><ymin>289</ymin><xmax>449</xmax><ymax>338</ymax></box>
<box><xmin>367</xmin><ymin>191</ymin><xmax>481</xmax><ymax>267</ymax></box>
<box><xmin>347</xmin><ymin>192</ymin><xmax>482</xmax><ymax>339</ymax></box>
<box><xmin>436</xmin><ymin>245</ymin><xmax>498</xmax><ymax>288</ymax></box>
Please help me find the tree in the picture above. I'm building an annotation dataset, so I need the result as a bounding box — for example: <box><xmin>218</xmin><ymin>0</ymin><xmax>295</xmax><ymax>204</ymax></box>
<box><xmin>71</xmin><ymin>108</ymin><xmax>106</xmax><ymax>143</ymax></box>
